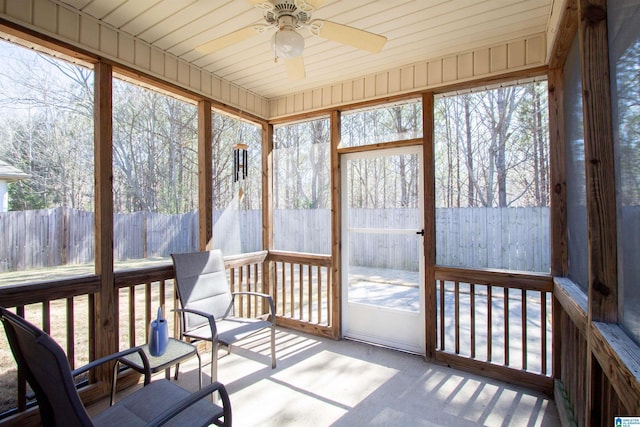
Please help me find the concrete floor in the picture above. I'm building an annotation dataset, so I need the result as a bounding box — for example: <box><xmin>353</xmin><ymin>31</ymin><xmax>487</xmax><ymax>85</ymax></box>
<box><xmin>91</xmin><ymin>328</ymin><xmax>561</xmax><ymax>427</ymax></box>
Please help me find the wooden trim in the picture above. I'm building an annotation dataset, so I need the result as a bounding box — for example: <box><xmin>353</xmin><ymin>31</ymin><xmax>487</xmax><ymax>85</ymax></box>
<box><xmin>435</xmin><ymin>266</ymin><xmax>553</xmax><ymax>292</ymax></box>
<box><xmin>275</xmin><ymin>316</ymin><xmax>336</xmax><ymax>340</ymax></box>
<box><xmin>0</xmin><ymin>276</ymin><xmax>100</xmax><ymax>308</ymax></box>
<box><xmin>549</xmin><ymin>0</ymin><xmax>579</xmax><ymax>69</ymax></box>
<box><xmin>435</xmin><ymin>352</ymin><xmax>553</xmax><ymax>395</ymax></box>
<box><xmin>330</xmin><ymin>110</ymin><xmax>342</xmax><ymax>339</ymax></box>
<box><xmin>262</xmin><ymin>123</ymin><xmax>275</xmax><ymax>314</ymax></box>
<box><xmin>590</xmin><ymin>322</ymin><xmax>640</xmax><ymax>414</ymax></box>
<box><xmin>578</xmin><ymin>0</ymin><xmax>618</xmax><ymax>323</ymax></box>
<box><xmin>268</xmin><ymin>68</ymin><xmax>548</xmax><ymax>125</ymax></box>
<box><xmin>0</xmin><ymin>19</ymin><xmax>268</xmax><ymax>125</ymax></box>
<box><xmin>113</xmin><ymin>264</ymin><xmax>174</xmax><ymax>288</ymax></box>
<box><xmin>423</xmin><ymin>92</ymin><xmax>436</xmax><ymax>361</ymax></box>
<box><xmin>554</xmin><ymin>379</ymin><xmax>579</xmax><ymax>426</ymax></box>
<box><xmin>198</xmin><ymin>100</ymin><xmax>213</xmax><ymax>251</ymax></box>
<box><xmin>267</xmin><ymin>250</ymin><xmax>332</xmax><ymax>267</ymax></box>
<box><xmin>0</xmin><ymin>17</ymin><xmax>97</xmax><ymax>64</ymax></box>
<box><xmin>554</xmin><ymin>277</ymin><xmax>588</xmax><ymax>334</ymax></box>
<box><xmin>224</xmin><ymin>251</ymin><xmax>268</xmax><ymax>269</ymax></box>
<box><xmin>337</xmin><ymin>138</ymin><xmax>423</xmax><ymax>155</ymax></box>
<box><xmin>262</xmin><ymin>124</ymin><xmax>274</xmax><ymax>252</ymax></box>
<box><xmin>93</xmin><ymin>61</ymin><xmax>116</xmax><ymax>384</ymax></box>
<box><xmin>548</xmin><ymin>68</ymin><xmax>568</xmax><ymax>277</ymax></box>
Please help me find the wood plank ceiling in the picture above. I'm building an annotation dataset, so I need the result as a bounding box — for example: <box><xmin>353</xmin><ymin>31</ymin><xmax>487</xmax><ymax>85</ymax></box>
<box><xmin>55</xmin><ymin>0</ymin><xmax>553</xmax><ymax>99</ymax></box>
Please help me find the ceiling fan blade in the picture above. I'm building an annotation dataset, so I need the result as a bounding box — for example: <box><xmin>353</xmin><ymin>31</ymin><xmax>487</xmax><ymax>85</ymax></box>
<box><xmin>195</xmin><ymin>26</ymin><xmax>258</xmax><ymax>54</ymax></box>
<box><xmin>316</xmin><ymin>20</ymin><xmax>386</xmax><ymax>53</ymax></box>
<box><xmin>285</xmin><ymin>56</ymin><xmax>306</xmax><ymax>80</ymax></box>
<box><xmin>301</xmin><ymin>0</ymin><xmax>325</xmax><ymax>8</ymax></box>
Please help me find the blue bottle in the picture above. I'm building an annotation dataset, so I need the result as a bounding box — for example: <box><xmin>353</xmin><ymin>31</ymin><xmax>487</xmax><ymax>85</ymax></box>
<box><xmin>148</xmin><ymin>307</ymin><xmax>169</xmax><ymax>356</ymax></box>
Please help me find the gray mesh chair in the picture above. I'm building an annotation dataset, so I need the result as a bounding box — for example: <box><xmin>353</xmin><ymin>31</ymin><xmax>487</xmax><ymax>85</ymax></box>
<box><xmin>0</xmin><ymin>306</ymin><xmax>231</xmax><ymax>427</ymax></box>
<box><xmin>171</xmin><ymin>250</ymin><xmax>276</xmax><ymax>382</ymax></box>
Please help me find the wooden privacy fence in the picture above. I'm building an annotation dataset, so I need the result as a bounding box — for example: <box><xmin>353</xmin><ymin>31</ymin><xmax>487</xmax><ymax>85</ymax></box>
<box><xmin>1</xmin><ymin>206</ymin><xmax>550</xmax><ymax>273</ymax></box>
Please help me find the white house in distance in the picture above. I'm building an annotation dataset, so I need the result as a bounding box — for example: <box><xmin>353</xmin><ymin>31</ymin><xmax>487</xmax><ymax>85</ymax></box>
<box><xmin>0</xmin><ymin>160</ymin><xmax>29</xmax><ymax>212</ymax></box>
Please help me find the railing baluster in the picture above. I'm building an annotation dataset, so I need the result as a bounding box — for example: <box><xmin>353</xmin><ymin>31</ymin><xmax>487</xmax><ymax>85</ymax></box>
<box><xmin>504</xmin><ymin>287</ymin><xmax>509</xmax><ymax>366</ymax></box>
<box><xmin>16</xmin><ymin>306</ymin><xmax>26</xmax><ymax>411</ymax></box>
<box><xmin>487</xmin><ymin>285</ymin><xmax>492</xmax><ymax>362</ymax></box>
<box><xmin>145</xmin><ymin>283</ymin><xmax>152</xmax><ymax>340</ymax></box>
<box><xmin>289</xmin><ymin>263</ymin><xmax>294</xmax><ymax>317</ymax></box>
<box><xmin>42</xmin><ymin>300</ymin><xmax>51</xmax><ymax>334</ymax></box>
<box><xmin>541</xmin><ymin>291</ymin><xmax>547</xmax><ymax>375</ymax></box>
<box><xmin>470</xmin><ymin>283</ymin><xmax>476</xmax><ymax>359</ymax></box>
<box><xmin>298</xmin><ymin>264</ymin><xmax>303</xmax><ymax>319</ymax></box>
<box><xmin>439</xmin><ymin>280</ymin><xmax>445</xmax><ymax>350</ymax></box>
<box><xmin>128</xmin><ymin>285</ymin><xmax>135</xmax><ymax>348</ymax></box>
<box><xmin>317</xmin><ymin>265</ymin><xmax>322</xmax><ymax>324</ymax></box>
<box><xmin>159</xmin><ymin>279</ymin><xmax>166</xmax><ymax>315</ymax></box>
<box><xmin>522</xmin><ymin>288</ymin><xmax>527</xmax><ymax>370</ymax></box>
<box><xmin>247</xmin><ymin>265</ymin><xmax>252</xmax><ymax>317</ymax></box>
<box><xmin>66</xmin><ymin>297</ymin><xmax>75</xmax><ymax>368</ymax></box>
<box><xmin>307</xmin><ymin>264</ymin><xmax>312</xmax><ymax>322</ymax></box>
<box><xmin>454</xmin><ymin>281</ymin><xmax>460</xmax><ymax>355</ymax></box>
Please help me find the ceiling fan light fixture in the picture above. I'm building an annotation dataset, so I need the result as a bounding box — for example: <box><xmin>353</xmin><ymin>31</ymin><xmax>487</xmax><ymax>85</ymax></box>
<box><xmin>271</xmin><ymin>27</ymin><xmax>304</xmax><ymax>59</ymax></box>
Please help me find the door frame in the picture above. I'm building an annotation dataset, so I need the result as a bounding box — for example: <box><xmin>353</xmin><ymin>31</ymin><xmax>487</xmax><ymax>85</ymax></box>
<box><xmin>340</xmin><ymin>145</ymin><xmax>425</xmax><ymax>354</ymax></box>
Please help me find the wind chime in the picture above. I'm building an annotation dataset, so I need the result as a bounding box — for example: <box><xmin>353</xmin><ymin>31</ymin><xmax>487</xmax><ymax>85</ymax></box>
<box><xmin>233</xmin><ymin>142</ymin><xmax>248</xmax><ymax>202</ymax></box>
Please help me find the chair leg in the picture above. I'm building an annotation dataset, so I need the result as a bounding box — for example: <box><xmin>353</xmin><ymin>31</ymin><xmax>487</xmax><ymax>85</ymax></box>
<box><xmin>271</xmin><ymin>325</ymin><xmax>276</xmax><ymax>369</ymax></box>
<box><xmin>211</xmin><ymin>341</ymin><xmax>218</xmax><ymax>383</ymax></box>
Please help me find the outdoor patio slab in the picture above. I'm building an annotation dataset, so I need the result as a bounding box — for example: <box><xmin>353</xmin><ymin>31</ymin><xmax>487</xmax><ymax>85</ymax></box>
<box><xmin>92</xmin><ymin>328</ymin><xmax>561</xmax><ymax>426</ymax></box>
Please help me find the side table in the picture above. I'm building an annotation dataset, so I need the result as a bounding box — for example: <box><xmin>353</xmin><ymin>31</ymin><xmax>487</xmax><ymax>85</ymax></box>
<box><xmin>110</xmin><ymin>337</ymin><xmax>201</xmax><ymax>405</ymax></box>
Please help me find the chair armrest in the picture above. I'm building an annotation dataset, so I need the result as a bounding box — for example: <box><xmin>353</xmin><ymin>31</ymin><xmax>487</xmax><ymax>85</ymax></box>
<box><xmin>146</xmin><ymin>381</ymin><xmax>232</xmax><ymax>427</ymax></box>
<box><xmin>231</xmin><ymin>291</ymin><xmax>276</xmax><ymax>322</ymax></box>
<box><xmin>71</xmin><ymin>347</ymin><xmax>151</xmax><ymax>383</ymax></box>
<box><xmin>173</xmin><ymin>307</ymin><xmax>218</xmax><ymax>337</ymax></box>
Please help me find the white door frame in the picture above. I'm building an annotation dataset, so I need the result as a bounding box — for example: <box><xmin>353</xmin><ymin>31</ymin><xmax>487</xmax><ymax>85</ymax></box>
<box><xmin>341</xmin><ymin>145</ymin><xmax>425</xmax><ymax>354</ymax></box>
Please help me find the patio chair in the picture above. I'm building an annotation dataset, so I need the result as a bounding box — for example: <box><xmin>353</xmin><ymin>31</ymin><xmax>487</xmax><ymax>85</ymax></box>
<box><xmin>171</xmin><ymin>250</ymin><xmax>276</xmax><ymax>382</ymax></box>
<box><xmin>0</xmin><ymin>306</ymin><xmax>231</xmax><ymax>427</ymax></box>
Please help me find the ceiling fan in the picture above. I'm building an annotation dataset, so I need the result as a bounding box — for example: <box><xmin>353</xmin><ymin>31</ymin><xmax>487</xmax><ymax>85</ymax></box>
<box><xmin>195</xmin><ymin>0</ymin><xmax>387</xmax><ymax>81</ymax></box>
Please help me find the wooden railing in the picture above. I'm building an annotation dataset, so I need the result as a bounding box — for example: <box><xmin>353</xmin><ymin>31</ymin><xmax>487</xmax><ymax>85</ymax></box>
<box><xmin>553</xmin><ymin>277</ymin><xmax>640</xmax><ymax>424</ymax></box>
<box><xmin>435</xmin><ymin>266</ymin><xmax>554</xmax><ymax>394</ymax></box>
<box><xmin>267</xmin><ymin>251</ymin><xmax>334</xmax><ymax>338</ymax></box>
<box><xmin>0</xmin><ymin>251</ymin><xmax>278</xmax><ymax>423</ymax></box>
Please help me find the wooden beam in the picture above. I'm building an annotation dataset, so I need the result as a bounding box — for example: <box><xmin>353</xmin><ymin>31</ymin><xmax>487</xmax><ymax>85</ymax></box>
<box><xmin>198</xmin><ymin>100</ymin><xmax>213</xmax><ymax>251</ymax></box>
<box><xmin>548</xmin><ymin>68</ymin><xmax>568</xmax><ymax>277</ymax></box>
<box><xmin>262</xmin><ymin>123</ymin><xmax>274</xmax><ymax>314</ymax></box>
<box><xmin>590</xmin><ymin>322</ymin><xmax>640</xmax><ymax>415</ymax></box>
<box><xmin>93</xmin><ymin>61</ymin><xmax>116</xmax><ymax>383</ymax></box>
<box><xmin>330</xmin><ymin>110</ymin><xmax>342</xmax><ymax>340</ymax></box>
<box><xmin>578</xmin><ymin>1</ymin><xmax>618</xmax><ymax>424</ymax></box>
<box><xmin>549</xmin><ymin>0</ymin><xmax>579</xmax><ymax>69</ymax></box>
<box><xmin>423</xmin><ymin>92</ymin><xmax>436</xmax><ymax>360</ymax></box>
<box><xmin>578</xmin><ymin>0</ymin><xmax>618</xmax><ymax>323</ymax></box>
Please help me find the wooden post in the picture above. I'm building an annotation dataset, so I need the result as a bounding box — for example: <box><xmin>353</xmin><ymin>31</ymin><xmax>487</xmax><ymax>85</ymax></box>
<box><xmin>578</xmin><ymin>0</ymin><xmax>618</xmax><ymax>323</ymax></box>
<box><xmin>93</xmin><ymin>61</ymin><xmax>117</xmax><ymax>384</ymax></box>
<box><xmin>198</xmin><ymin>100</ymin><xmax>213</xmax><ymax>251</ymax></box>
<box><xmin>548</xmin><ymin>67</ymin><xmax>567</xmax><ymax>382</ymax></box>
<box><xmin>263</xmin><ymin>123</ymin><xmax>274</xmax><ymax>314</ymax></box>
<box><xmin>422</xmin><ymin>92</ymin><xmax>437</xmax><ymax>360</ymax></box>
<box><xmin>330</xmin><ymin>110</ymin><xmax>342</xmax><ymax>339</ymax></box>
<box><xmin>578</xmin><ymin>0</ymin><xmax>617</xmax><ymax>424</ymax></box>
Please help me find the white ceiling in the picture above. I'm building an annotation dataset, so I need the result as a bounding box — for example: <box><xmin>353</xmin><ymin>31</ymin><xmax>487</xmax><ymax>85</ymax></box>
<box><xmin>56</xmin><ymin>0</ymin><xmax>554</xmax><ymax>99</ymax></box>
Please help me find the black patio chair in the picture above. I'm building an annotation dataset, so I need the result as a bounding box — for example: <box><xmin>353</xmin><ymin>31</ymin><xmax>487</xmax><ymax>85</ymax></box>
<box><xmin>171</xmin><ymin>249</ymin><xmax>276</xmax><ymax>382</ymax></box>
<box><xmin>0</xmin><ymin>306</ymin><xmax>231</xmax><ymax>427</ymax></box>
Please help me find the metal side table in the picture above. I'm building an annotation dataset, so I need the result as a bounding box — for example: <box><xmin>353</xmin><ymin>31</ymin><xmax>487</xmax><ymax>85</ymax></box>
<box><xmin>110</xmin><ymin>338</ymin><xmax>201</xmax><ymax>405</ymax></box>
